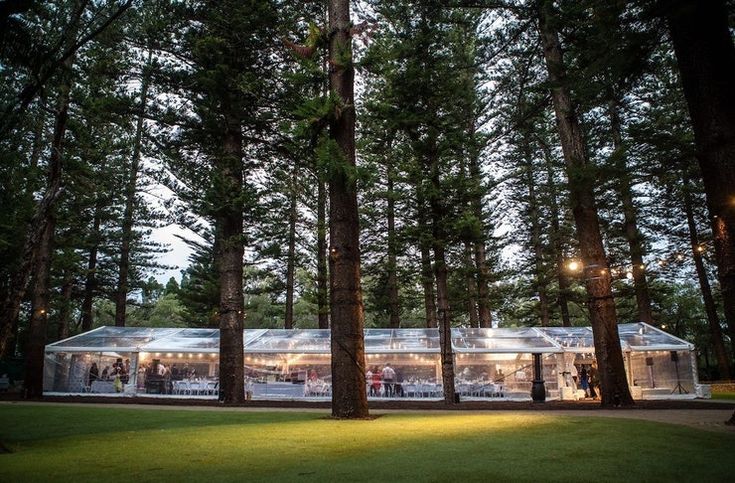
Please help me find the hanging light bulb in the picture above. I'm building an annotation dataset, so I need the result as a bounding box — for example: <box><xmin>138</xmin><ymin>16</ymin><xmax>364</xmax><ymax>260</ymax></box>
<box><xmin>626</xmin><ymin>271</ymin><xmax>634</xmax><ymax>280</ymax></box>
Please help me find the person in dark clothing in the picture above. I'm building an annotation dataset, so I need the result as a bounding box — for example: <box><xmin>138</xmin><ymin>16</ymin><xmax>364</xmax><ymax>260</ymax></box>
<box><xmin>88</xmin><ymin>362</ymin><xmax>99</xmax><ymax>388</ymax></box>
<box><xmin>580</xmin><ymin>366</ymin><xmax>589</xmax><ymax>397</ymax></box>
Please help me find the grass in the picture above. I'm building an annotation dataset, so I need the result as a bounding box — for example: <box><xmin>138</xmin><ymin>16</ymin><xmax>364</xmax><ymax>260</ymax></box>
<box><xmin>711</xmin><ymin>391</ymin><xmax>735</xmax><ymax>400</ymax></box>
<box><xmin>1</xmin><ymin>405</ymin><xmax>733</xmax><ymax>483</ymax></box>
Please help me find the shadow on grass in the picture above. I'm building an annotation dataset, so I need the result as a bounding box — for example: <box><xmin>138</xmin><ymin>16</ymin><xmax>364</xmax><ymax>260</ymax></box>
<box><xmin>0</xmin><ymin>405</ymin><xmax>320</xmax><ymax>443</ymax></box>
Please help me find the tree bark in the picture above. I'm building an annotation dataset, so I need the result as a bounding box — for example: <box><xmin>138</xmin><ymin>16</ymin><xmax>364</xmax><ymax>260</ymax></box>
<box><xmin>284</xmin><ymin>165</ymin><xmax>298</xmax><ymax>330</ymax></box>
<box><xmin>24</xmin><ymin>220</ymin><xmax>54</xmax><ymax>398</ymax></box>
<box><xmin>217</xmin><ymin>125</ymin><xmax>245</xmax><ymax>404</ymax></box>
<box><xmin>386</xmin><ymin>149</ymin><xmax>401</xmax><ymax>329</ymax></box>
<box><xmin>539</xmin><ymin>137</ymin><xmax>572</xmax><ymax>326</ymax></box>
<box><xmin>80</xmin><ymin>194</ymin><xmax>103</xmax><ymax>332</ymax></box>
<box><xmin>317</xmin><ymin>176</ymin><xmax>329</xmax><ymax>329</ymax></box>
<box><xmin>666</xmin><ymin>0</ymin><xmax>735</xmax><ymax>346</ymax></box>
<box><xmin>608</xmin><ymin>96</ymin><xmax>654</xmax><ymax>324</ymax></box>
<box><xmin>468</xmin><ymin>154</ymin><xmax>492</xmax><ymax>328</ymax></box>
<box><xmin>419</xmin><ymin>213</ymin><xmax>438</xmax><ymax>329</ymax></box>
<box><xmin>538</xmin><ymin>0</ymin><xmax>632</xmax><ymax>406</ymax></box>
<box><xmin>473</xmin><ymin>242</ymin><xmax>492</xmax><ymax>328</ymax></box>
<box><xmin>426</xmin><ymin>138</ymin><xmax>456</xmax><ymax>405</ymax></box>
<box><xmin>114</xmin><ymin>54</ymin><xmax>151</xmax><ymax>327</ymax></box>
<box><xmin>327</xmin><ymin>0</ymin><xmax>368</xmax><ymax>418</ymax></box>
<box><xmin>57</xmin><ymin>272</ymin><xmax>74</xmax><ymax>341</ymax></box>
<box><xmin>524</xmin><ymin>152</ymin><xmax>550</xmax><ymax>327</ymax></box>
<box><xmin>464</xmin><ymin>243</ymin><xmax>479</xmax><ymax>327</ymax></box>
<box><xmin>682</xmin><ymin>177</ymin><xmax>731</xmax><ymax>379</ymax></box>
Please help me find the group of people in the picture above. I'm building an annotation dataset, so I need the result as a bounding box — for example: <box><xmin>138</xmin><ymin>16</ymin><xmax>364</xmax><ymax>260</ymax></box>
<box><xmin>136</xmin><ymin>361</ymin><xmax>200</xmax><ymax>393</ymax></box>
<box><xmin>365</xmin><ymin>363</ymin><xmax>403</xmax><ymax>397</ymax></box>
<box><xmin>86</xmin><ymin>358</ymin><xmax>130</xmax><ymax>392</ymax></box>
<box><xmin>563</xmin><ymin>362</ymin><xmax>599</xmax><ymax>399</ymax></box>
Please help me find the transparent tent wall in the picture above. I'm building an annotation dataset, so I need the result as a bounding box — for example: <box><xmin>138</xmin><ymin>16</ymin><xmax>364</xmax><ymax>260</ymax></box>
<box><xmin>628</xmin><ymin>350</ymin><xmax>695</xmax><ymax>395</ymax></box>
<box><xmin>455</xmin><ymin>353</ymin><xmax>560</xmax><ymax>399</ymax></box>
<box><xmin>137</xmin><ymin>352</ymin><xmax>219</xmax><ymax>396</ymax></box>
<box><xmin>244</xmin><ymin>353</ymin><xmax>331</xmax><ymax>398</ymax></box>
<box><xmin>242</xmin><ymin>352</ymin><xmax>444</xmax><ymax>399</ymax></box>
<box><xmin>365</xmin><ymin>353</ymin><xmax>441</xmax><ymax>398</ymax></box>
<box><xmin>43</xmin><ymin>351</ymin><xmax>135</xmax><ymax>394</ymax></box>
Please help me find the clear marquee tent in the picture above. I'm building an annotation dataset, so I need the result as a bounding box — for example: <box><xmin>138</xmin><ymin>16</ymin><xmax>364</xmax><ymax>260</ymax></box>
<box><xmin>43</xmin><ymin>322</ymin><xmax>703</xmax><ymax>401</ymax></box>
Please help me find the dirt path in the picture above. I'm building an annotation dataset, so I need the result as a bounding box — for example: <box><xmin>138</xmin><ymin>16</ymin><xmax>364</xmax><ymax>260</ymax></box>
<box><xmin>3</xmin><ymin>401</ymin><xmax>734</xmax><ymax>434</ymax></box>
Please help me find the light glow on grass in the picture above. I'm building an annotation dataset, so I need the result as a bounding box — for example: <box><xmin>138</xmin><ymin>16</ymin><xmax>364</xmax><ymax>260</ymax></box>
<box><xmin>0</xmin><ymin>406</ymin><xmax>733</xmax><ymax>482</ymax></box>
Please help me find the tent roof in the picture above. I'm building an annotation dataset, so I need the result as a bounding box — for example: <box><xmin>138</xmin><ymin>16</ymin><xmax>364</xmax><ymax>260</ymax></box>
<box><xmin>45</xmin><ymin>322</ymin><xmax>693</xmax><ymax>354</ymax></box>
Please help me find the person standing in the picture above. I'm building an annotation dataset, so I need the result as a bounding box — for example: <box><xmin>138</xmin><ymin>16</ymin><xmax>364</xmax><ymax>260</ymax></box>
<box><xmin>371</xmin><ymin>366</ymin><xmax>382</xmax><ymax>396</ymax></box>
<box><xmin>381</xmin><ymin>363</ymin><xmax>396</xmax><ymax>397</ymax></box>
<box><xmin>580</xmin><ymin>366</ymin><xmax>590</xmax><ymax>398</ymax></box>
<box><xmin>589</xmin><ymin>363</ymin><xmax>599</xmax><ymax>400</ymax></box>
<box><xmin>87</xmin><ymin>362</ymin><xmax>99</xmax><ymax>389</ymax></box>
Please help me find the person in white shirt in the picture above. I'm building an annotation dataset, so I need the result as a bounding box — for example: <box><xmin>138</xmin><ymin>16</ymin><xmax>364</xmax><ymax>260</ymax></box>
<box><xmin>381</xmin><ymin>363</ymin><xmax>396</xmax><ymax>397</ymax></box>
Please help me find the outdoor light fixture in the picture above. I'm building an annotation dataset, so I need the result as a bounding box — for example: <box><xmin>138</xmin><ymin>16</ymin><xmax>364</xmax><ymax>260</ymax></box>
<box><xmin>626</xmin><ymin>271</ymin><xmax>634</xmax><ymax>280</ymax></box>
<box><xmin>567</xmin><ymin>261</ymin><xmax>580</xmax><ymax>271</ymax></box>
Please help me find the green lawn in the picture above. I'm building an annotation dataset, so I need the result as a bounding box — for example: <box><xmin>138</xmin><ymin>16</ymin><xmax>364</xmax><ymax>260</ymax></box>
<box><xmin>1</xmin><ymin>405</ymin><xmax>733</xmax><ymax>483</ymax></box>
<box><xmin>711</xmin><ymin>392</ymin><xmax>735</xmax><ymax>400</ymax></box>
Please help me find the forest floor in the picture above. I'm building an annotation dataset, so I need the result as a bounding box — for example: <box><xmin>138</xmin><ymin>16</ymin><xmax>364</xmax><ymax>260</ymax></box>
<box><xmin>1</xmin><ymin>403</ymin><xmax>733</xmax><ymax>483</ymax></box>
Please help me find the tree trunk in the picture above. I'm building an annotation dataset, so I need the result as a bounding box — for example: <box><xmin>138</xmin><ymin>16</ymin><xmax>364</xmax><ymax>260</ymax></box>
<box><xmin>473</xmin><ymin>242</ymin><xmax>492</xmax><ymax>328</ymax></box>
<box><xmin>56</xmin><ymin>272</ymin><xmax>74</xmax><ymax>341</ymax></box>
<box><xmin>525</xmin><ymin>155</ymin><xmax>551</xmax><ymax>327</ymax></box>
<box><xmin>284</xmin><ymin>165</ymin><xmax>298</xmax><ymax>330</ymax></box>
<box><xmin>0</xmin><ymin>64</ymin><xmax>73</xmax><ymax>360</ymax></box>
<box><xmin>458</xmin><ymin>153</ymin><xmax>479</xmax><ymax>328</ymax></box>
<box><xmin>217</xmin><ymin>125</ymin><xmax>245</xmax><ymax>404</ymax></box>
<box><xmin>464</xmin><ymin>243</ymin><xmax>479</xmax><ymax>327</ymax></box>
<box><xmin>327</xmin><ymin>0</ymin><xmax>368</xmax><ymax>419</ymax></box>
<box><xmin>538</xmin><ymin>0</ymin><xmax>632</xmax><ymax>406</ymax></box>
<box><xmin>24</xmin><ymin>220</ymin><xmax>54</xmax><ymax>398</ymax></box>
<box><xmin>608</xmin><ymin>96</ymin><xmax>653</xmax><ymax>324</ymax></box>
<box><xmin>80</xmin><ymin>199</ymin><xmax>102</xmax><ymax>332</ymax></box>
<box><xmin>425</xmin><ymin>137</ymin><xmax>456</xmax><ymax>404</ymax></box>
<box><xmin>80</xmin><ymin>153</ymin><xmax>106</xmax><ymax>333</ymax></box>
<box><xmin>666</xmin><ymin>0</ymin><xmax>735</xmax><ymax>345</ymax></box>
<box><xmin>386</xmin><ymin>152</ymin><xmax>400</xmax><ymax>329</ymax></box>
<box><xmin>317</xmin><ymin>176</ymin><xmax>329</xmax><ymax>329</ymax></box>
<box><xmin>419</xmin><ymin>218</ymin><xmax>438</xmax><ymax>329</ymax></box>
<box><xmin>0</xmin><ymin>104</ymin><xmax>48</xmax><ymax>356</ymax></box>
<box><xmin>114</xmin><ymin>54</ymin><xmax>151</xmax><ymax>327</ymax></box>
<box><xmin>23</xmin><ymin>44</ymin><xmax>74</xmax><ymax>395</ymax></box>
<box><xmin>28</xmin><ymin>102</ymin><xmax>46</xmax><ymax>173</ymax></box>
<box><xmin>466</xmin><ymin>109</ymin><xmax>492</xmax><ymax>329</ymax></box>
<box><xmin>539</xmin><ymin>138</ymin><xmax>572</xmax><ymax>327</ymax></box>
<box><xmin>682</xmin><ymin>178</ymin><xmax>732</xmax><ymax>379</ymax></box>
